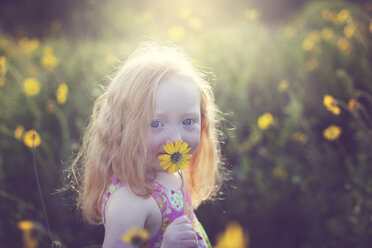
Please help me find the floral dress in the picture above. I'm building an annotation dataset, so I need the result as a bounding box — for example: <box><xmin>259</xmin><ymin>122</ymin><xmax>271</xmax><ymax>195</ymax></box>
<box><xmin>101</xmin><ymin>174</ymin><xmax>211</xmax><ymax>248</ymax></box>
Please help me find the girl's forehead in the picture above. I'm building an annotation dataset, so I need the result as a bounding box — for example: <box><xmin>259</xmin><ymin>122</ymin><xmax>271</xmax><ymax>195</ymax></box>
<box><xmin>153</xmin><ymin>75</ymin><xmax>201</xmax><ymax>114</ymax></box>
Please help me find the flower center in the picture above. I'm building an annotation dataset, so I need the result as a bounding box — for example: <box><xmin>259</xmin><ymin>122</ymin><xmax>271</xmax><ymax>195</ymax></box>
<box><xmin>131</xmin><ymin>236</ymin><xmax>142</xmax><ymax>245</ymax></box>
<box><xmin>171</xmin><ymin>152</ymin><xmax>182</xmax><ymax>164</ymax></box>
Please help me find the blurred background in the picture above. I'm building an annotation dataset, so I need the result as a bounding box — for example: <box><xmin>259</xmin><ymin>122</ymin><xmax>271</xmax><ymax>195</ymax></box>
<box><xmin>1</xmin><ymin>0</ymin><xmax>372</xmax><ymax>247</ymax></box>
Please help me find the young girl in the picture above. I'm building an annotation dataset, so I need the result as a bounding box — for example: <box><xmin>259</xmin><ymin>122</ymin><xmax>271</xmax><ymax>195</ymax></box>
<box><xmin>69</xmin><ymin>42</ymin><xmax>223</xmax><ymax>247</ymax></box>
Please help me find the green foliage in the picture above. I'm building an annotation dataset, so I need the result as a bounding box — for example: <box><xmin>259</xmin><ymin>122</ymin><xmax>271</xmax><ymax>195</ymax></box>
<box><xmin>0</xmin><ymin>0</ymin><xmax>371</xmax><ymax>247</ymax></box>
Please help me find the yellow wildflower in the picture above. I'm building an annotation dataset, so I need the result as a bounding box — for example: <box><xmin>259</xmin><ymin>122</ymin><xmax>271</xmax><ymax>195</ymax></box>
<box><xmin>158</xmin><ymin>141</ymin><xmax>192</xmax><ymax>174</ymax></box>
<box><xmin>56</xmin><ymin>83</ymin><xmax>68</xmax><ymax>104</ymax></box>
<box><xmin>188</xmin><ymin>16</ymin><xmax>203</xmax><ymax>30</ymax></box>
<box><xmin>273</xmin><ymin>166</ymin><xmax>288</xmax><ymax>181</ymax></box>
<box><xmin>121</xmin><ymin>227</ymin><xmax>149</xmax><ymax>246</ymax></box>
<box><xmin>46</xmin><ymin>100</ymin><xmax>55</xmax><ymax>113</ymax></box>
<box><xmin>278</xmin><ymin>79</ymin><xmax>289</xmax><ymax>92</ymax></box>
<box><xmin>23</xmin><ymin>78</ymin><xmax>41</xmax><ymax>96</ymax></box>
<box><xmin>19</xmin><ymin>37</ymin><xmax>40</xmax><ymax>54</ymax></box>
<box><xmin>337</xmin><ymin>38</ymin><xmax>351</xmax><ymax>54</ymax></box>
<box><xmin>0</xmin><ymin>77</ymin><xmax>5</xmax><ymax>86</ymax></box>
<box><xmin>337</xmin><ymin>9</ymin><xmax>350</xmax><ymax>24</ymax></box>
<box><xmin>343</xmin><ymin>24</ymin><xmax>355</xmax><ymax>38</ymax></box>
<box><xmin>0</xmin><ymin>56</ymin><xmax>6</xmax><ymax>77</ymax></box>
<box><xmin>348</xmin><ymin>99</ymin><xmax>357</xmax><ymax>111</ymax></box>
<box><xmin>309</xmin><ymin>31</ymin><xmax>321</xmax><ymax>42</ymax></box>
<box><xmin>323</xmin><ymin>125</ymin><xmax>342</xmax><ymax>141</ymax></box>
<box><xmin>257</xmin><ymin>113</ymin><xmax>274</xmax><ymax>130</ymax></box>
<box><xmin>14</xmin><ymin>125</ymin><xmax>25</xmax><ymax>140</ymax></box>
<box><xmin>23</xmin><ymin>129</ymin><xmax>41</xmax><ymax>148</ymax></box>
<box><xmin>18</xmin><ymin>220</ymin><xmax>38</xmax><ymax>248</ymax></box>
<box><xmin>323</xmin><ymin>94</ymin><xmax>341</xmax><ymax>115</ymax></box>
<box><xmin>291</xmin><ymin>132</ymin><xmax>308</xmax><ymax>144</ymax></box>
<box><xmin>302</xmin><ymin>38</ymin><xmax>315</xmax><ymax>51</ymax></box>
<box><xmin>321</xmin><ymin>27</ymin><xmax>334</xmax><ymax>40</ymax></box>
<box><xmin>168</xmin><ymin>26</ymin><xmax>185</xmax><ymax>42</ymax></box>
<box><xmin>323</xmin><ymin>94</ymin><xmax>336</xmax><ymax>108</ymax></box>
<box><xmin>215</xmin><ymin>222</ymin><xmax>249</xmax><ymax>248</ymax></box>
<box><xmin>370</xmin><ymin>20</ymin><xmax>372</xmax><ymax>33</ymax></box>
<box><xmin>245</xmin><ymin>9</ymin><xmax>261</xmax><ymax>20</ymax></box>
<box><xmin>41</xmin><ymin>51</ymin><xmax>58</xmax><ymax>71</ymax></box>
<box><xmin>18</xmin><ymin>220</ymin><xmax>34</xmax><ymax>231</ymax></box>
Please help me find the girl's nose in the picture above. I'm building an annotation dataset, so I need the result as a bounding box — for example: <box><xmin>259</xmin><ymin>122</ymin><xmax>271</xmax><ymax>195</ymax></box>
<box><xmin>165</xmin><ymin>128</ymin><xmax>183</xmax><ymax>144</ymax></box>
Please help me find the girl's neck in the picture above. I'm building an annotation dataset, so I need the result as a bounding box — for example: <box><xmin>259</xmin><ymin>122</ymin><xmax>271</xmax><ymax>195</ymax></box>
<box><xmin>154</xmin><ymin>171</ymin><xmax>182</xmax><ymax>190</ymax></box>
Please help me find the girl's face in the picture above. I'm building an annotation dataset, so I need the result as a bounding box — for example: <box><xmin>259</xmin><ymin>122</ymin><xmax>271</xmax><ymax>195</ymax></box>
<box><xmin>148</xmin><ymin>74</ymin><xmax>201</xmax><ymax>172</ymax></box>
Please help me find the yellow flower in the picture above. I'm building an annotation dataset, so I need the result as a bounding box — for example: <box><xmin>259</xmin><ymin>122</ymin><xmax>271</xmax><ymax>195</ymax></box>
<box><xmin>121</xmin><ymin>227</ymin><xmax>149</xmax><ymax>245</ymax></box>
<box><xmin>23</xmin><ymin>129</ymin><xmax>41</xmax><ymax>148</ymax></box>
<box><xmin>323</xmin><ymin>125</ymin><xmax>342</xmax><ymax>141</ymax></box>
<box><xmin>257</xmin><ymin>113</ymin><xmax>274</xmax><ymax>130</ymax></box>
<box><xmin>302</xmin><ymin>38</ymin><xmax>315</xmax><ymax>51</ymax></box>
<box><xmin>23</xmin><ymin>78</ymin><xmax>41</xmax><ymax>96</ymax></box>
<box><xmin>337</xmin><ymin>9</ymin><xmax>350</xmax><ymax>24</ymax></box>
<box><xmin>323</xmin><ymin>94</ymin><xmax>341</xmax><ymax>115</ymax></box>
<box><xmin>344</xmin><ymin>24</ymin><xmax>355</xmax><ymax>38</ymax></box>
<box><xmin>14</xmin><ymin>125</ymin><xmax>25</xmax><ymax>140</ymax></box>
<box><xmin>309</xmin><ymin>31</ymin><xmax>321</xmax><ymax>42</ymax></box>
<box><xmin>245</xmin><ymin>9</ymin><xmax>261</xmax><ymax>20</ymax></box>
<box><xmin>278</xmin><ymin>79</ymin><xmax>289</xmax><ymax>92</ymax></box>
<box><xmin>215</xmin><ymin>222</ymin><xmax>249</xmax><ymax>248</ymax></box>
<box><xmin>321</xmin><ymin>27</ymin><xmax>334</xmax><ymax>40</ymax></box>
<box><xmin>0</xmin><ymin>56</ymin><xmax>6</xmax><ymax>77</ymax></box>
<box><xmin>18</xmin><ymin>220</ymin><xmax>39</xmax><ymax>248</ymax></box>
<box><xmin>337</xmin><ymin>38</ymin><xmax>351</xmax><ymax>54</ymax></box>
<box><xmin>19</xmin><ymin>37</ymin><xmax>40</xmax><ymax>54</ymax></box>
<box><xmin>273</xmin><ymin>166</ymin><xmax>288</xmax><ymax>181</ymax></box>
<box><xmin>369</xmin><ymin>20</ymin><xmax>372</xmax><ymax>33</ymax></box>
<box><xmin>188</xmin><ymin>16</ymin><xmax>203</xmax><ymax>30</ymax></box>
<box><xmin>323</xmin><ymin>94</ymin><xmax>336</xmax><ymax>108</ymax></box>
<box><xmin>348</xmin><ymin>99</ymin><xmax>357</xmax><ymax>111</ymax></box>
<box><xmin>56</xmin><ymin>83</ymin><xmax>68</xmax><ymax>104</ymax></box>
<box><xmin>168</xmin><ymin>26</ymin><xmax>185</xmax><ymax>42</ymax></box>
<box><xmin>158</xmin><ymin>141</ymin><xmax>192</xmax><ymax>174</ymax></box>
<box><xmin>18</xmin><ymin>220</ymin><xmax>34</xmax><ymax>231</ymax></box>
<box><xmin>41</xmin><ymin>47</ymin><xmax>59</xmax><ymax>70</ymax></box>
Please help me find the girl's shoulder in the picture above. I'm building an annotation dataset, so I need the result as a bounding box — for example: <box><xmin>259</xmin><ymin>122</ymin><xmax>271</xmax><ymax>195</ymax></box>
<box><xmin>102</xmin><ymin>185</ymin><xmax>158</xmax><ymax>247</ymax></box>
<box><xmin>105</xmin><ymin>184</ymin><xmax>152</xmax><ymax>218</ymax></box>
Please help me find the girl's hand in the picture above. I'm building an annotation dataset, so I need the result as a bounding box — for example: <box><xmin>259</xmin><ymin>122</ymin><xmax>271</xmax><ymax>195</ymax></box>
<box><xmin>161</xmin><ymin>215</ymin><xmax>198</xmax><ymax>248</ymax></box>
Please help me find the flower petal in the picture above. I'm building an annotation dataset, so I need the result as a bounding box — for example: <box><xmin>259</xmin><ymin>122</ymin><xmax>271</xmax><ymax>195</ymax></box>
<box><xmin>183</xmin><ymin>154</ymin><xmax>192</xmax><ymax>160</ymax></box>
<box><xmin>165</xmin><ymin>142</ymin><xmax>175</xmax><ymax>154</ymax></box>
<box><xmin>168</xmin><ymin>164</ymin><xmax>178</xmax><ymax>174</ymax></box>
<box><xmin>179</xmin><ymin>142</ymin><xmax>189</xmax><ymax>154</ymax></box>
<box><xmin>158</xmin><ymin>154</ymin><xmax>171</xmax><ymax>161</ymax></box>
<box><xmin>161</xmin><ymin>161</ymin><xmax>171</xmax><ymax>170</ymax></box>
<box><xmin>174</xmin><ymin>141</ymin><xmax>181</xmax><ymax>152</ymax></box>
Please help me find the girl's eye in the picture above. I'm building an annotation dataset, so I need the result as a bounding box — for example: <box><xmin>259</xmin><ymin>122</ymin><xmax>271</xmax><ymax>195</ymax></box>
<box><xmin>151</xmin><ymin>121</ymin><xmax>163</xmax><ymax>128</ymax></box>
<box><xmin>183</xmin><ymin>119</ymin><xmax>194</xmax><ymax>126</ymax></box>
